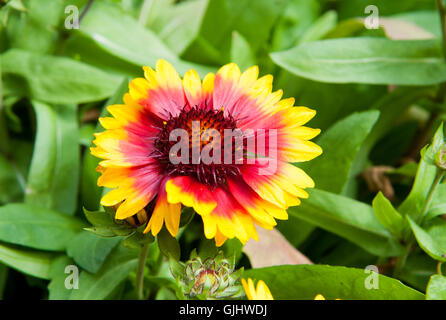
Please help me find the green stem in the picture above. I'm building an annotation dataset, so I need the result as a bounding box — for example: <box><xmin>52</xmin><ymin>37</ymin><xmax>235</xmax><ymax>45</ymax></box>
<box><xmin>393</xmin><ymin>242</ymin><xmax>412</xmax><ymax>277</ymax></box>
<box><xmin>437</xmin><ymin>261</ymin><xmax>443</xmax><ymax>275</ymax></box>
<box><xmin>79</xmin><ymin>0</ymin><xmax>95</xmax><ymax>24</ymax></box>
<box><xmin>136</xmin><ymin>243</ymin><xmax>150</xmax><ymax>300</ymax></box>
<box><xmin>393</xmin><ymin>171</ymin><xmax>445</xmax><ymax>277</ymax></box>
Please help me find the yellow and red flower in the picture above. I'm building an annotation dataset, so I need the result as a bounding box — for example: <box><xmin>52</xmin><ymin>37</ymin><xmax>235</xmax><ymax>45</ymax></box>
<box><xmin>91</xmin><ymin>59</ymin><xmax>322</xmax><ymax>246</ymax></box>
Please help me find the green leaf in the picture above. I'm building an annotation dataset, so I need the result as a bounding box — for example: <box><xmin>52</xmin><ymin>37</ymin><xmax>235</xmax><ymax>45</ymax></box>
<box><xmin>297</xmin><ymin>10</ymin><xmax>337</xmax><ymax>45</ymax></box>
<box><xmin>149</xmin><ymin>0</ymin><xmax>208</xmax><ymax>56</ymax></box>
<box><xmin>398</xmin><ymin>157</ymin><xmax>437</xmax><ymax>221</ymax></box>
<box><xmin>325</xmin><ymin>19</ymin><xmax>367</xmax><ymax>39</ymax></box>
<box><xmin>425</xmin><ymin>203</ymin><xmax>446</xmax><ymax>220</ymax></box>
<box><xmin>230</xmin><ymin>31</ymin><xmax>255</xmax><ymax>71</ymax></box>
<box><xmin>244</xmin><ymin>265</ymin><xmax>424</xmax><ymax>300</ymax></box>
<box><xmin>426</xmin><ymin>274</ymin><xmax>446</xmax><ymax>300</ymax></box>
<box><xmin>337</xmin><ymin>0</ymin><xmax>435</xmax><ymax>21</ymax></box>
<box><xmin>399</xmin><ymin>251</ymin><xmax>438</xmax><ymax>291</ymax></box>
<box><xmin>5</xmin><ymin>0</ymin><xmax>64</xmax><ymax>54</ymax></box>
<box><xmin>83</xmin><ymin>207</ymin><xmax>135</xmax><ymax>237</ymax></box>
<box><xmin>0</xmin><ymin>203</ymin><xmax>83</xmax><ymax>251</ymax></box>
<box><xmin>69</xmin><ymin>245</ymin><xmax>138</xmax><ymax>300</ymax></box>
<box><xmin>350</xmin><ymin>86</ymin><xmax>434</xmax><ymax>196</ymax></box>
<box><xmin>388</xmin><ymin>162</ymin><xmax>419</xmax><ymax>178</ymax></box>
<box><xmin>422</xmin><ymin>123</ymin><xmax>445</xmax><ymax>165</ymax></box>
<box><xmin>0</xmin><ymin>243</ymin><xmax>55</xmax><ymax>279</ymax></box>
<box><xmin>83</xmin><ymin>227</ymin><xmax>118</xmax><ymax>238</ymax></box>
<box><xmin>433</xmin><ymin>123</ymin><xmax>445</xmax><ymax>151</ymax></box>
<box><xmin>407</xmin><ymin>216</ymin><xmax>446</xmax><ymax>262</ymax></box>
<box><xmin>427</xmin><ymin>219</ymin><xmax>446</xmax><ymax>253</ymax></box>
<box><xmin>277</xmin><ymin>215</ymin><xmax>315</xmax><ymax>247</ymax></box>
<box><xmin>25</xmin><ymin>101</ymin><xmax>80</xmax><ymax>215</ymax></box>
<box><xmin>426</xmin><ymin>183</ymin><xmax>446</xmax><ymax>220</ymax></box>
<box><xmin>183</xmin><ymin>0</ymin><xmax>289</xmax><ymax>65</ymax></box>
<box><xmin>179</xmin><ymin>207</ymin><xmax>195</xmax><ymax>228</ymax></box>
<box><xmin>144</xmin><ymin>275</ymin><xmax>178</xmax><ymax>292</ymax></box>
<box><xmin>270</xmin><ymin>0</ymin><xmax>320</xmax><ymax>51</ymax></box>
<box><xmin>372</xmin><ymin>192</ymin><xmax>405</xmax><ymax>238</ymax></box>
<box><xmin>2</xmin><ymin>49</ymin><xmax>122</xmax><ymax>104</ymax></box>
<box><xmin>289</xmin><ymin>189</ymin><xmax>404</xmax><ymax>257</ymax></box>
<box><xmin>0</xmin><ymin>153</ymin><xmax>23</xmax><ymax>204</ymax></box>
<box><xmin>79</xmin><ymin>124</ymin><xmax>95</xmax><ymax>147</ymax></box>
<box><xmin>169</xmin><ymin>255</ymin><xmax>185</xmax><ymax>280</ymax></box>
<box><xmin>271</xmin><ymin>38</ymin><xmax>446</xmax><ymax>85</ymax></box>
<box><xmin>76</xmin><ymin>1</ymin><xmax>213</xmax><ymax>77</ymax></box>
<box><xmin>7</xmin><ymin>0</ymin><xmax>27</xmax><ymax>12</ymax></box>
<box><xmin>364</xmin><ymin>87</ymin><xmax>434</xmax><ymax>150</ymax></box>
<box><xmin>300</xmin><ymin>110</ymin><xmax>379</xmax><ymax>194</ymax></box>
<box><xmin>275</xmin><ymin>72</ymin><xmax>387</xmax><ymax>131</ymax></box>
<box><xmin>222</xmin><ymin>238</ymin><xmax>244</xmax><ymax>264</ymax></box>
<box><xmin>122</xmin><ymin>231</ymin><xmax>154</xmax><ymax>250</ymax></box>
<box><xmin>64</xmin><ymin>33</ymin><xmax>142</xmax><ymax>78</ymax></box>
<box><xmin>48</xmin><ymin>255</ymin><xmax>74</xmax><ymax>300</ymax></box>
<box><xmin>83</xmin><ymin>208</ymin><xmax>115</xmax><ymax>227</ymax></box>
<box><xmin>158</xmin><ymin>227</ymin><xmax>181</xmax><ymax>261</ymax></box>
<box><xmin>67</xmin><ymin>231</ymin><xmax>122</xmax><ymax>273</ymax></box>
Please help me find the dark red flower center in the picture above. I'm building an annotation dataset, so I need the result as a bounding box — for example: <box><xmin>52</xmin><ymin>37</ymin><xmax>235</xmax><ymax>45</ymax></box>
<box><xmin>153</xmin><ymin>106</ymin><xmax>243</xmax><ymax>188</ymax></box>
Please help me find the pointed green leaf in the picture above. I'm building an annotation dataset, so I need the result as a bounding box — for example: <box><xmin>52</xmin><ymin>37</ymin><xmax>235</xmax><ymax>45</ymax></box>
<box><xmin>426</xmin><ymin>274</ymin><xmax>446</xmax><ymax>300</ymax></box>
<box><xmin>244</xmin><ymin>265</ymin><xmax>424</xmax><ymax>300</ymax></box>
<box><xmin>398</xmin><ymin>158</ymin><xmax>437</xmax><ymax>221</ymax></box>
<box><xmin>83</xmin><ymin>208</ymin><xmax>115</xmax><ymax>227</ymax></box>
<box><xmin>230</xmin><ymin>31</ymin><xmax>255</xmax><ymax>71</ymax></box>
<box><xmin>271</xmin><ymin>38</ymin><xmax>446</xmax><ymax>85</ymax></box>
<box><xmin>67</xmin><ymin>231</ymin><xmax>122</xmax><ymax>273</ymax></box>
<box><xmin>300</xmin><ymin>110</ymin><xmax>379</xmax><ymax>194</ymax></box>
<box><xmin>289</xmin><ymin>189</ymin><xmax>404</xmax><ymax>257</ymax></box>
<box><xmin>372</xmin><ymin>192</ymin><xmax>405</xmax><ymax>238</ymax></box>
<box><xmin>407</xmin><ymin>216</ymin><xmax>446</xmax><ymax>262</ymax></box>
<box><xmin>0</xmin><ymin>243</ymin><xmax>55</xmax><ymax>279</ymax></box>
<box><xmin>69</xmin><ymin>245</ymin><xmax>138</xmax><ymax>300</ymax></box>
<box><xmin>76</xmin><ymin>1</ymin><xmax>213</xmax><ymax>77</ymax></box>
<box><xmin>158</xmin><ymin>228</ymin><xmax>181</xmax><ymax>261</ymax></box>
<box><xmin>25</xmin><ymin>101</ymin><xmax>80</xmax><ymax>215</ymax></box>
<box><xmin>0</xmin><ymin>203</ymin><xmax>83</xmax><ymax>251</ymax></box>
<box><xmin>48</xmin><ymin>255</ymin><xmax>74</xmax><ymax>300</ymax></box>
<box><xmin>2</xmin><ymin>49</ymin><xmax>122</xmax><ymax>104</ymax></box>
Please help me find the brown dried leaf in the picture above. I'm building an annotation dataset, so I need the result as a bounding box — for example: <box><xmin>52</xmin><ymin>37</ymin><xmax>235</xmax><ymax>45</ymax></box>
<box><xmin>362</xmin><ymin>166</ymin><xmax>395</xmax><ymax>201</ymax></box>
<box><xmin>359</xmin><ymin>17</ymin><xmax>434</xmax><ymax>40</ymax></box>
<box><xmin>243</xmin><ymin>227</ymin><xmax>312</xmax><ymax>268</ymax></box>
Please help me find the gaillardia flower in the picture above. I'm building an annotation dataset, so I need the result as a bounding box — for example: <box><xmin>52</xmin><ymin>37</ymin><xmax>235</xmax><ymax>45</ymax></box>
<box><xmin>91</xmin><ymin>59</ymin><xmax>322</xmax><ymax>246</ymax></box>
<box><xmin>242</xmin><ymin>278</ymin><xmax>273</xmax><ymax>300</ymax></box>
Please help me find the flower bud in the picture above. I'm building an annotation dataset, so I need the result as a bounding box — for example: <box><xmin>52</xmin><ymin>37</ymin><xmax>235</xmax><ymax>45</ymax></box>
<box><xmin>173</xmin><ymin>251</ymin><xmax>244</xmax><ymax>300</ymax></box>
